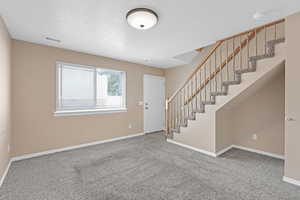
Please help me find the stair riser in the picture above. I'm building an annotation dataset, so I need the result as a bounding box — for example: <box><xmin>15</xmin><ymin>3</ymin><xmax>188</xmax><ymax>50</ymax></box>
<box><xmin>170</xmin><ymin>38</ymin><xmax>284</xmax><ymax>134</ymax></box>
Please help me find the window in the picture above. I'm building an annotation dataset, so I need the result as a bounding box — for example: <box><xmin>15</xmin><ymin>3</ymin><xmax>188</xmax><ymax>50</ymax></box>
<box><xmin>56</xmin><ymin>62</ymin><xmax>126</xmax><ymax>116</ymax></box>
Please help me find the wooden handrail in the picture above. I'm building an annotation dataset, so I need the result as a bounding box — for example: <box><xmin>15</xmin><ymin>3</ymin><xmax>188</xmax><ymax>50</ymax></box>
<box><xmin>167</xmin><ymin>18</ymin><xmax>285</xmax><ymax>105</ymax></box>
<box><xmin>168</xmin><ymin>41</ymin><xmax>223</xmax><ymax>102</ymax></box>
<box><xmin>196</xmin><ymin>48</ymin><xmax>204</xmax><ymax>52</ymax></box>
<box><xmin>184</xmin><ymin>31</ymin><xmax>256</xmax><ymax>105</ymax></box>
<box><xmin>219</xmin><ymin>19</ymin><xmax>285</xmax><ymax>42</ymax></box>
<box><xmin>166</xmin><ymin>18</ymin><xmax>285</xmax><ymax>136</ymax></box>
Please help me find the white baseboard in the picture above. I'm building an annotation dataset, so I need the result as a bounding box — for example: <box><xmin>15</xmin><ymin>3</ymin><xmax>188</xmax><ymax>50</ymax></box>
<box><xmin>166</xmin><ymin>139</ymin><xmax>285</xmax><ymax>160</ymax></box>
<box><xmin>166</xmin><ymin>139</ymin><xmax>217</xmax><ymax>157</ymax></box>
<box><xmin>11</xmin><ymin>132</ymin><xmax>145</xmax><ymax>162</ymax></box>
<box><xmin>0</xmin><ymin>160</ymin><xmax>12</xmax><ymax>188</ymax></box>
<box><xmin>144</xmin><ymin>129</ymin><xmax>164</xmax><ymax>134</ymax></box>
<box><xmin>1</xmin><ymin>135</ymin><xmax>295</xmax><ymax>188</ymax></box>
<box><xmin>283</xmin><ymin>176</ymin><xmax>300</xmax><ymax>187</ymax></box>
<box><xmin>232</xmin><ymin>145</ymin><xmax>285</xmax><ymax>160</ymax></box>
<box><xmin>216</xmin><ymin>145</ymin><xmax>234</xmax><ymax>157</ymax></box>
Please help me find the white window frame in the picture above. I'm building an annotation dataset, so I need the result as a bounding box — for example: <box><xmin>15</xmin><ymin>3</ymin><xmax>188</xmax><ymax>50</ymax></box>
<box><xmin>54</xmin><ymin>62</ymin><xmax>127</xmax><ymax>116</ymax></box>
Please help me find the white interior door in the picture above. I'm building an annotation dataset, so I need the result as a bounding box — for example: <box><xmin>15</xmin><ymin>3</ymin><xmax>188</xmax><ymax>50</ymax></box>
<box><xmin>144</xmin><ymin>75</ymin><xmax>165</xmax><ymax>133</ymax></box>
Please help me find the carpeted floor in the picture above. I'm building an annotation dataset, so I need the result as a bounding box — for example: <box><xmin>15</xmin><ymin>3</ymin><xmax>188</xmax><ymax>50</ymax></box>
<box><xmin>0</xmin><ymin>132</ymin><xmax>299</xmax><ymax>200</ymax></box>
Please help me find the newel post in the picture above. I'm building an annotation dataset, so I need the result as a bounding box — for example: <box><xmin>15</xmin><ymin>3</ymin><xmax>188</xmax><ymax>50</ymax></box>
<box><xmin>165</xmin><ymin>99</ymin><xmax>169</xmax><ymax>137</ymax></box>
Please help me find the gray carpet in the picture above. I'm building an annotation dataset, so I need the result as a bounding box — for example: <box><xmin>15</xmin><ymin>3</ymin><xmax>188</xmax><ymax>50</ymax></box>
<box><xmin>1</xmin><ymin>132</ymin><xmax>299</xmax><ymax>200</ymax></box>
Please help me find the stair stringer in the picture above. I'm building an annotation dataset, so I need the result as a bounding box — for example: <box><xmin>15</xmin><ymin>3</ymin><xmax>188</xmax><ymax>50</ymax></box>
<box><xmin>169</xmin><ymin>42</ymin><xmax>286</xmax><ymax>156</ymax></box>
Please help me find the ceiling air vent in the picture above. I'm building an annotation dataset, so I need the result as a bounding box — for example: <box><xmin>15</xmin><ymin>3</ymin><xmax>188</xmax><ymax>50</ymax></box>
<box><xmin>46</xmin><ymin>37</ymin><xmax>61</xmax><ymax>43</ymax></box>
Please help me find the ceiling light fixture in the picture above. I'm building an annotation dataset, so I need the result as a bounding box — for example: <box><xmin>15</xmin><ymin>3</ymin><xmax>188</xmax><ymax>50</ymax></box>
<box><xmin>126</xmin><ymin>8</ymin><xmax>158</xmax><ymax>30</ymax></box>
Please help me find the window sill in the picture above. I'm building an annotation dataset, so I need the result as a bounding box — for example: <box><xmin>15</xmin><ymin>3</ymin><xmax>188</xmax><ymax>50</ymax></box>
<box><xmin>54</xmin><ymin>108</ymin><xmax>128</xmax><ymax>117</ymax></box>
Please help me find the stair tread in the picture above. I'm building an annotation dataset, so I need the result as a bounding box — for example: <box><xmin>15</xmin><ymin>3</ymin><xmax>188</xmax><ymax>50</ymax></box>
<box><xmin>211</xmin><ymin>91</ymin><xmax>227</xmax><ymax>96</ymax></box>
<box><xmin>202</xmin><ymin>101</ymin><xmax>215</xmax><ymax>105</ymax></box>
<box><xmin>235</xmin><ymin>68</ymin><xmax>256</xmax><ymax>74</ymax></box>
<box><xmin>249</xmin><ymin>54</ymin><xmax>271</xmax><ymax>61</ymax></box>
<box><xmin>167</xmin><ymin>37</ymin><xmax>285</xmax><ymax>135</ymax></box>
<box><xmin>222</xmin><ymin>80</ymin><xmax>241</xmax><ymax>85</ymax></box>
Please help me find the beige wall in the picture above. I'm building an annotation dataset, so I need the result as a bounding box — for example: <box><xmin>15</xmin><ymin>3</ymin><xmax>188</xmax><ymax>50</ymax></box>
<box><xmin>169</xmin><ymin>64</ymin><xmax>285</xmax><ymax>155</ymax></box>
<box><xmin>232</xmin><ymin>70</ymin><xmax>285</xmax><ymax>155</ymax></box>
<box><xmin>11</xmin><ymin>40</ymin><xmax>164</xmax><ymax>156</ymax></box>
<box><xmin>173</xmin><ymin>112</ymin><xmax>216</xmax><ymax>153</ymax></box>
<box><xmin>285</xmin><ymin>12</ymin><xmax>300</xmax><ymax>181</ymax></box>
<box><xmin>216</xmin><ymin>69</ymin><xmax>285</xmax><ymax>155</ymax></box>
<box><xmin>166</xmin><ymin>46</ymin><xmax>216</xmax><ymax>153</ymax></box>
<box><xmin>165</xmin><ymin>23</ymin><xmax>285</xmax><ymax>99</ymax></box>
<box><xmin>165</xmin><ymin>64</ymin><xmax>193</xmax><ymax>98</ymax></box>
<box><xmin>165</xmin><ymin>45</ymin><xmax>213</xmax><ymax>98</ymax></box>
<box><xmin>166</xmin><ymin>46</ymin><xmax>285</xmax><ymax>156</ymax></box>
<box><xmin>0</xmin><ymin>17</ymin><xmax>11</xmax><ymax>180</ymax></box>
<box><xmin>216</xmin><ymin>107</ymin><xmax>234</xmax><ymax>152</ymax></box>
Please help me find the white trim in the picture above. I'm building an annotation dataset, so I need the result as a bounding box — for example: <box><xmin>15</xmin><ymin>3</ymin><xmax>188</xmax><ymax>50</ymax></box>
<box><xmin>11</xmin><ymin>132</ymin><xmax>144</xmax><ymax>162</ymax></box>
<box><xmin>166</xmin><ymin>140</ymin><xmax>285</xmax><ymax>160</ymax></box>
<box><xmin>166</xmin><ymin>139</ymin><xmax>217</xmax><ymax>157</ymax></box>
<box><xmin>144</xmin><ymin>129</ymin><xmax>164</xmax><ymax>134</ymax></box>
<box><xmin>143</xmin><ymin>74</ymin><xmax>165</xmax><ymax>81</ymax></box>
<box><xmin>54</xmin><ymin>108</ymin><xmax>127</xmax><ymax>117</ymax></box>
<box><xmin>0</xmin><ymin>160</ymin><xmax>12</xmax><ymax>188</ymax></box>
<box><xmin>55</xmin><ymin>61</ymin><xmax>127</xmax><ymax>115</ymax></box>
<box><xmin>283</xmin><ymin>176</ymin><xmax>300</xmax><ymax>187</ymax></box>
<box><xmin>56</xmin><ymin>61</ymin><xmax>95</xmax><ymax>70</ymax></box>
<box><xmin>216</xmin><ymin>145</ymin><xmax>234</xmax><ymax>156</ymax></box>
<box><xmin>232</xmin><ymin>145</ymin><xmax>285</xmax><ymax>160</ymax></box>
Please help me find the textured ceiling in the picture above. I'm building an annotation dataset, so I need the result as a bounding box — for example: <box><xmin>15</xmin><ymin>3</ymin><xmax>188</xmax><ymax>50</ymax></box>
<box><xmin>0</xmin><ymin>0</ymin><xmax>299</xmax><ymax>68</ymax></box>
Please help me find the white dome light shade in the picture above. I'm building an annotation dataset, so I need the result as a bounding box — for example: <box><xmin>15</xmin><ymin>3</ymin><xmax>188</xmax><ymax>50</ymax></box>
<box><xmin>126</xmin><ymin>8</ymin><xmax>158</xmax><ymax>30</ymax></box>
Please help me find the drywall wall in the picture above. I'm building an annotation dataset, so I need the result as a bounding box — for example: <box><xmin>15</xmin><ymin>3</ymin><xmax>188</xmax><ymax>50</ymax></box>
<box><xmin>285</xmin><ymin>11</ymin><xmax>300</xmax><ymax>182</ymax></box>
<box><xmin>173</xmin><ymin>111</ymin><xmax>216</xmax><ymax>153</ymax></box>
<box><xmin>11</xmin><ymin>40</ymin><xmax>164</xmax><ymax>156</ymax></box>
<box><xmin>165</xmin><ymin>45</ymin><xmax>216</xmax><ymax>153</ymax></box>
<box><xmin>216</xmin><ymin>68</ymin><xmax>285</xmax><ymax>155</ymax></box>
<box><xmin>0</xmin><ymin>16</ymin><xmax>11</xmax><ymax>181</ymax></box>
<box><xmin>165</xmin><ymin>45</ymin><xmax>213</xmax><ymax>98</ymax></box>
<box><xmin>215</xmin><ymin>107</ymin><xmax>234</xmax><ymax>152</ymax></box>
<box><xmin>166</xmin><ymin>39</ymin><xmax>286</xmax><ymax>155</ymax></box>
<box><xmin>232</xmin><ymin>70</ymin><xmax>285</xmax><ymax>155</ymax></box>
<box><xmin>165</xmin><ymin>64</ymin><xmax>194</xmax><ymax>98</ymax></box>
<box><xmin>165</xmin><ymin>23</ymin><xmax>285</xmax><ymax>99</ymax></box>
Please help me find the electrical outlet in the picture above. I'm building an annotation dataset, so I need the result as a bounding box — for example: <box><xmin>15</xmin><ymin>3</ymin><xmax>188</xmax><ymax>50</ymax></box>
<box><xmin>252</xmin><ymin>134</ymin><xmax>258</xmax><ymax>140</ymax></box>
<box><xmin>128</xmin><ymin>124</ymin><xmax>132</xmax><ymax>129</ymax></box>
